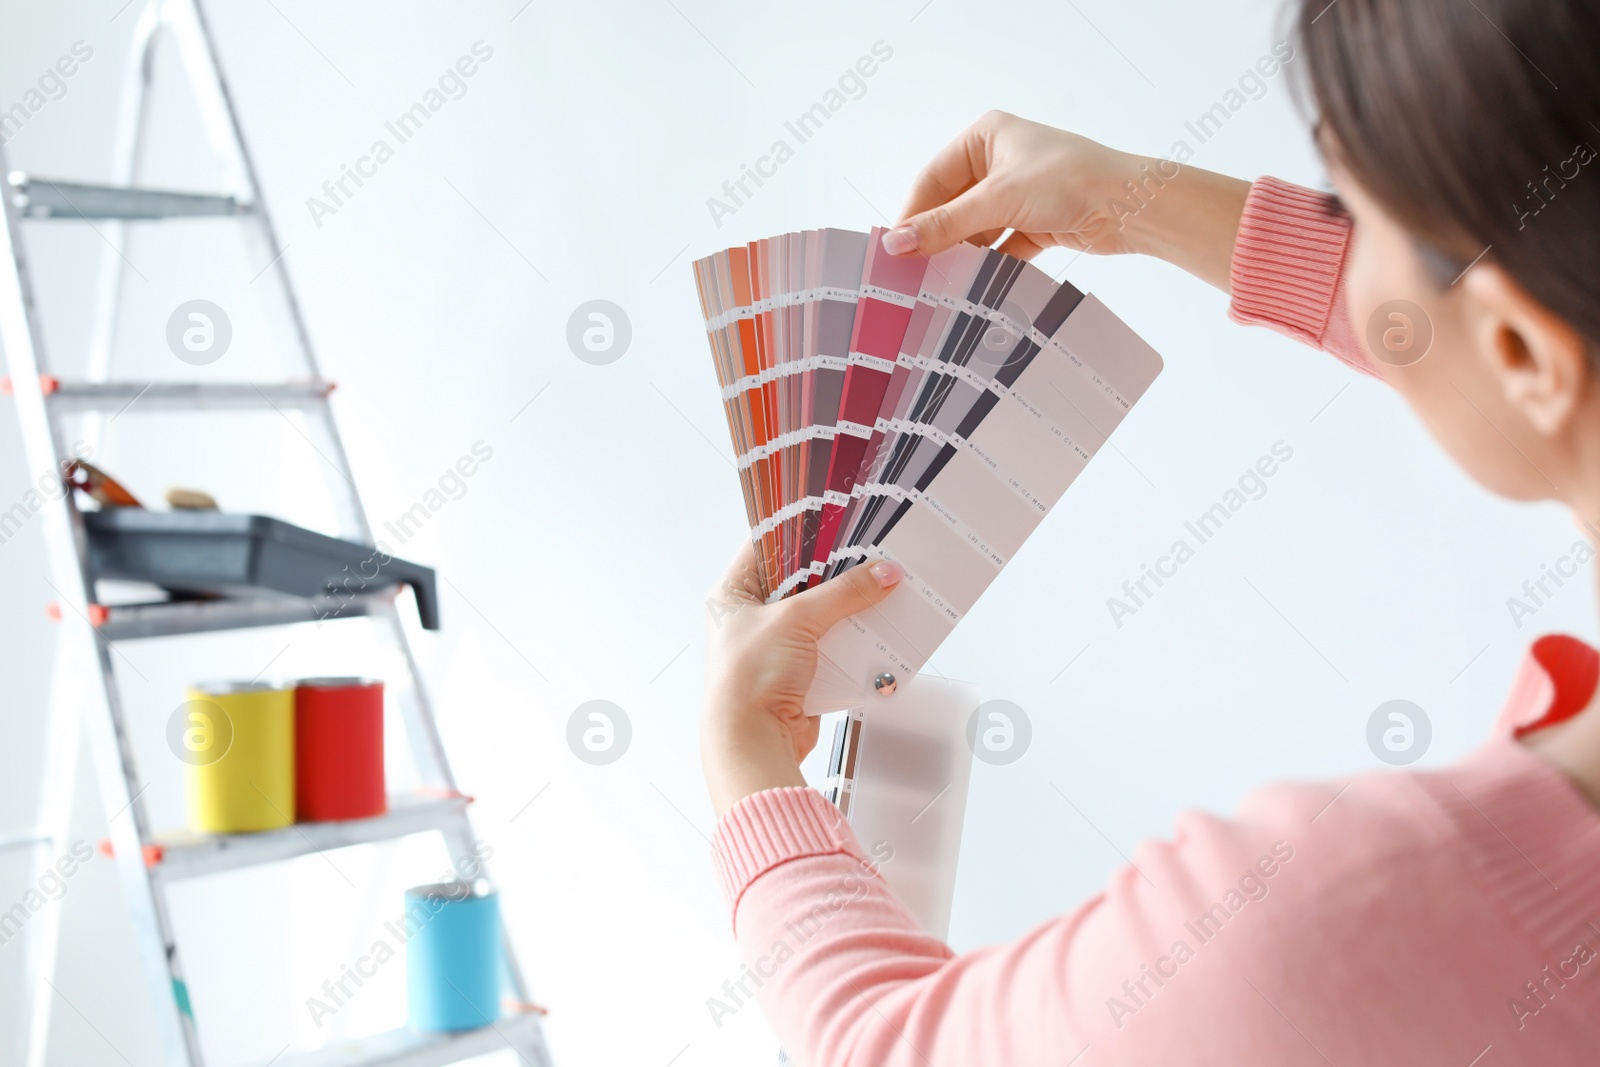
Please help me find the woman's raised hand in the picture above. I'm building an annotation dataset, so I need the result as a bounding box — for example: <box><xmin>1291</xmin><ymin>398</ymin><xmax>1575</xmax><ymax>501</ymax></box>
<box><xmin>885</xmin><ymin>110</ymin><xmax>1252</xmax><ymax>291</ymax></box>
<box><xmin>885</xmin><ymin>110</ymin><xmax>1151</xmax><ymax>260</ymax></box>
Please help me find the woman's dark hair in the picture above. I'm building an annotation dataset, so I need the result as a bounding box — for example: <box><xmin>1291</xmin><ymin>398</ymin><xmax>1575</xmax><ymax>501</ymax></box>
<box><xmin>1296</xmin><ymin>0</ymin><xmax>1600</xmax><ymax>345</ymax></box>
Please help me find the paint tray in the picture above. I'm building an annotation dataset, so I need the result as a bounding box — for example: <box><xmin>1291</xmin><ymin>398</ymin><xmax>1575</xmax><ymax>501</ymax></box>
<box><xmin>82</xmin><ymin>509</ymin><xmax>440</xmax><ymax>629</ymax></box>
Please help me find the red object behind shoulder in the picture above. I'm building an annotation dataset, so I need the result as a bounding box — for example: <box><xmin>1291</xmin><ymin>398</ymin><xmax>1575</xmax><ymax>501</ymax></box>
<box><xmin>1518</xmin><ymin>634</ymin><xmax>1600</xmax><ymax>737</ymax></box>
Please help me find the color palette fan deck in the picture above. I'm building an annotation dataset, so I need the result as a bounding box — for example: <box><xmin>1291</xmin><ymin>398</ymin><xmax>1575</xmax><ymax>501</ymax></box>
<box><xmin>692</xmin><ymin>228</ymin><xmax>1163</xmax><ymax>713</ymax></box>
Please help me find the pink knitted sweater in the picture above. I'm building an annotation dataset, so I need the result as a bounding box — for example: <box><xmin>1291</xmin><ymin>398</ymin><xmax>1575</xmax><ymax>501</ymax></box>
<box><xmin>709</xmin><ymin>178</ymin><xmax>1600</xmax><ymax>1066</ymax></box>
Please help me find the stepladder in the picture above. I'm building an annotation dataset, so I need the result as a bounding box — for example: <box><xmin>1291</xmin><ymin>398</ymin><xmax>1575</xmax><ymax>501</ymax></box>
<box><xmin>0</xmin><ymin>2</ymin><xmax>551</xmax><ymax>1064</ymax></box>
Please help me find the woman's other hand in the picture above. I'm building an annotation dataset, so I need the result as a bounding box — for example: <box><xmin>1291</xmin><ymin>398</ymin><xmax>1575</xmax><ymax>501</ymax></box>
<box><xmin>701</xmin><ymin>543</ymin><xmax>902</xmax><ymax>818</ymax></box>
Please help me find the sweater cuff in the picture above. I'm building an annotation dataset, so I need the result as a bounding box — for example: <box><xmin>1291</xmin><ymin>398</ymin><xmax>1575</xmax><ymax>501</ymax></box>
<box><xmin>711</xmin><ymin>786</ymin><xmax>868</xmax><ymax>919</ymax></box>
<box><xmin>1228</xmin><ymin>176</ymin><xmax>1356</xmax><ymax>352</ymax></box>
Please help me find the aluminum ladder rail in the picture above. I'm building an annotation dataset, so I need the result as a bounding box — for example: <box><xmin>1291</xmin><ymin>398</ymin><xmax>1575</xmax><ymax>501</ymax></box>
<box><xmin>0</xmin><ymin>2</ymin><xmax>551</xmax><ymax>1064</ymax></box>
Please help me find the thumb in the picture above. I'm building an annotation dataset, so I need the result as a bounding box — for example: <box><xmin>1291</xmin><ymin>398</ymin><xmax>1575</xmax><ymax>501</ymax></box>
<box><xmin>884</xmin><ymin>182</ymin><xmax>1003</xmax><ymax>257</ymax></box>
<box><xmin>786</xmin><ymin>559</ymin><xmax>904</xmax><ymax>635</ymax></box>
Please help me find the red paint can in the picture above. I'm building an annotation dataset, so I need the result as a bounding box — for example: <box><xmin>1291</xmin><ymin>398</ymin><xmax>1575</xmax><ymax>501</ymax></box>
<box><xmin>294</xmin><ymin>678</ymin><xmax>386</xmax><ymax>821</ymax></box>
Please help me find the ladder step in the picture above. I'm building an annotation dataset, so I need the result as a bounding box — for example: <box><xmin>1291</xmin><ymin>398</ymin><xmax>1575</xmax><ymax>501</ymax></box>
<box><xmin>7</xmin><ymin>172</ymin><xmax>250</xmax><ymax>220</ymax></box>
<box><xmin>150</xmin><ymin>795</ymin><xmax>472</xmax><ymax>883</ymax></box>
<box><xmin>274</xmin><ymin>1009</ymin><xmax>547</xmax><ymax>1067</ymax></box>
<box><xmin>0</xmin><ymin>828</ymin><xmax>50</xmax><ymax>852</ymax></box>
<box><xmin>49</xmin><ymin>380</ymin><xmax>332</xmax><ymax>412</ymax></box>
<box><xmin>95</xmin><ymin>590</ymin><xmax>394</xmax><ymax>641</ymax></box>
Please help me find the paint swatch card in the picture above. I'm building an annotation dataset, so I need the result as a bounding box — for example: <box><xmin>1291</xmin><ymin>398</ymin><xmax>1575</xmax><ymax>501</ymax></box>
<box><xmin>692</xmin><ymin>229</ymin><xmax>1163</xmax><ymax>713</ymax></box>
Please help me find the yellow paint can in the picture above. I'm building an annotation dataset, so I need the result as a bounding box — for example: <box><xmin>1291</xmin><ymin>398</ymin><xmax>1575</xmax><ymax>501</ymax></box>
<box><xmin>183</xmin><ymin>682</ymin><xmax>295</xmax><ymax>833</ymax></box>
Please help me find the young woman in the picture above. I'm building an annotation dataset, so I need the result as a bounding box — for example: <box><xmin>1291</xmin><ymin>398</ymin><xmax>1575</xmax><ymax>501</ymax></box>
<box><xmin>701</xmin><ymin>1</ymin><xmax>1600</xmax><ymax>1062</ymax></box>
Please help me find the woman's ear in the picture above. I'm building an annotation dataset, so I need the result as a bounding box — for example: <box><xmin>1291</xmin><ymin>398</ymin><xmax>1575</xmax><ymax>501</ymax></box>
<box><xmin>1462</xmin><ymin>262</ymin><xmax>1592</xmax><ymax>436</ymax></box>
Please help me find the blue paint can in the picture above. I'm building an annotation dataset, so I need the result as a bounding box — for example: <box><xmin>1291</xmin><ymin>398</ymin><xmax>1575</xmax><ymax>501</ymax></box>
<box><xmin>404</xmin><ymin>881</ymin><xmax>503</xmax><ymax>1031</ymax></box>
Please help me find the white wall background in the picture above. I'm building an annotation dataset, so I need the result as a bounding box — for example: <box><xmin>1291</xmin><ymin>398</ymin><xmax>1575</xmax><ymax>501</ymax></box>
<box><xmin>0</xmin><ymin>0</ymin><xmax>1593</xmax><ymax>1065</ymax></box>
